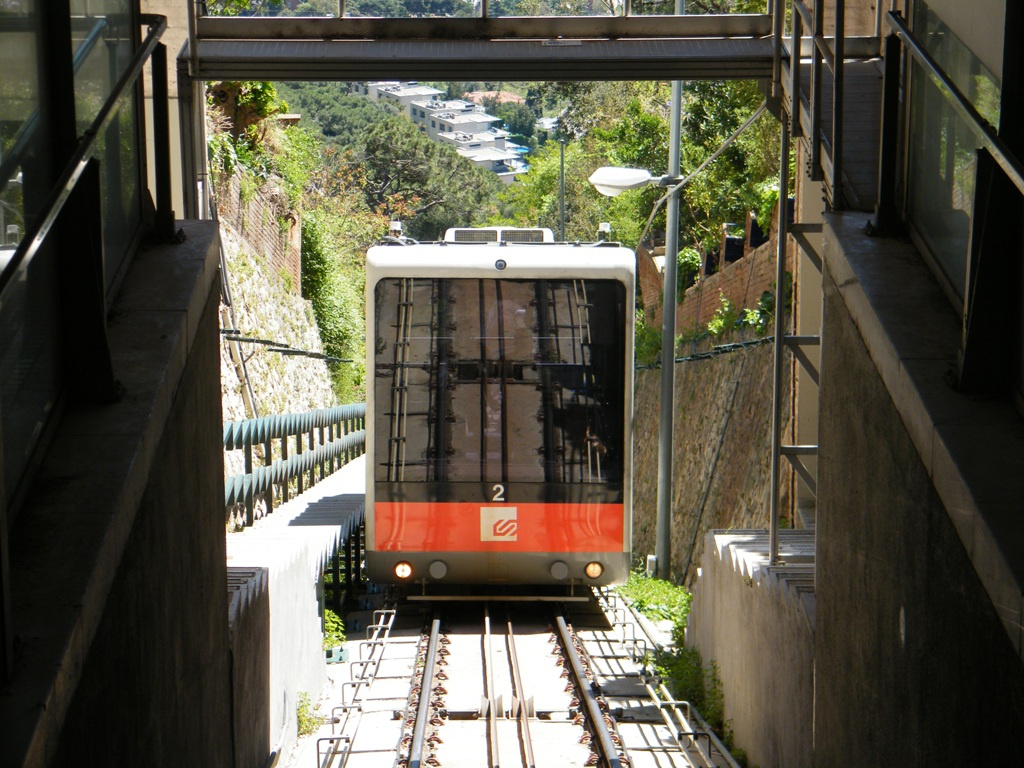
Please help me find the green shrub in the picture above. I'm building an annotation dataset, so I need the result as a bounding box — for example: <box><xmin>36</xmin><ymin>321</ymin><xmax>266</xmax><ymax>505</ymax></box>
<box><xmin>634</xmin><ymin>311</ymin><xmax>662</xmax><ymax>366</ymax></box>
<box><xmin>323</xmin><ymin>607</ymin><xmax>346</xmax><ymax>649</ymax></box>
<box><xmin>617</xmin><ymin>570</ymin><xmax>692</xmax><ymax>638</ymax></box>
<box><xmin>301</xmin><ymin>211</ymin><xmax>366</xmax><ymax>403</ymax></box>
<box><xmin>707</xmin><ymin>292</ymin><xmax>740</xmax><ymax>337</ymax></box>
<box><xmin>296</xmin><ymin>692</ymin><xmax>322</xmax><ymax>736</ymax></box>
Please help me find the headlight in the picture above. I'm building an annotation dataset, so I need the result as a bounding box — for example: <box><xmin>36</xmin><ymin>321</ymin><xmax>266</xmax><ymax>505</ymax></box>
<box><xmin>394</xmin><ymin>561</ymin><xmax>413</xmax><ymax>580</ymax></box>
<box><xmin>584</xmin><ymin>561</ymin><xmax>604</xmax><ymax>579</ymax></box>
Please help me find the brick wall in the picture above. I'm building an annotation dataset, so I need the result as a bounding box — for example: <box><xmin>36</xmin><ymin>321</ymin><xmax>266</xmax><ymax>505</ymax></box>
<box><xmin>641</xmin><ymin>206</ymin><xmax>790</xmax><ymax>335</ymax></box>
<box><xmin>637</xmin><ymin>246</ymin><xmax>664</xmax><ymax>317</ymax></box>
<box><xmin>676</xmin><ymin>236</ymin><xmax>783</xmax><ymax>333</ymax></box>
<box><xmin>215</xmin><ymin>174</ymin><xmax>302</xmax><ymax>291</ymax></box>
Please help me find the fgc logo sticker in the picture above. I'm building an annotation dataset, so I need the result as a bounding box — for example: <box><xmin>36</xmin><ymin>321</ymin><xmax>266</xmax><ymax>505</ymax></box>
<box><xmin>480</xmin><ymin>507</ymin><xmax>518</xmax><ymax>542</ymax></box>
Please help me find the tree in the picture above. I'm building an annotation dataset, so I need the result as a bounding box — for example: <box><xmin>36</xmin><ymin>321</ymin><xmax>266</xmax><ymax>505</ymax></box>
<box><xmin>275</xmin><ymin>84</ymin><xmax>399</xmax><ymax>142</ymax></box>
<box><xmin>494</xmin><ymin>101</ymin><xmax>536</xmax><ymax>139</ymax></box>
<box><xmin>494</xmin><ymin>139</ymin><xmax>623</xmax><ymax>241</ymax></box>
<box><xmin>357</xmin><ymin>116</ymin><xmax>502</xmax><ymax>239</ymax></box>
<box><xmin>677</xmin><ymin>78</ymin><xmax>779</xmax><ymax>251</ymax></box>
<box><xmin>346</xmin><ymin>0</ymin><xmax>409</xmax><ymax>14</ymax></box>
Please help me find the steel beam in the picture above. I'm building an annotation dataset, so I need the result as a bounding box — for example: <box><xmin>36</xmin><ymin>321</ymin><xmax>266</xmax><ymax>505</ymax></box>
<box><xmin>189</xmin><ymin>37</ymin><xmax>775</xmax><ymax>81</ymax></box>
<box><xmin>195</xmin><ymin>13</ymin><xmax>772</xmax><ymax>41</ymax></box>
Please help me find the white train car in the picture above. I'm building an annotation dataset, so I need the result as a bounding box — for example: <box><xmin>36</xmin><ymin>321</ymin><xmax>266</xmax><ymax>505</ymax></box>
<box><xmin>365</xmin><ymin>227</ymin><xmax>634</xmax><ymax>590</ymax></box>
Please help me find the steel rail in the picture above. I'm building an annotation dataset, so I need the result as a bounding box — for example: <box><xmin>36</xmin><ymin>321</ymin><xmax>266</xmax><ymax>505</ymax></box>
<box><xmin>886</xmin><ymin>11</ymin><xmax>1024</xmax><ymax>198</ymax></box>
<box><xmin>595</xmin><ymin>589</ymin><xmax>740</xmax><ymax>768</ymax></box>
<box><xmin>554</xmin><ymin>615</ymin><xmax>621</xmax><ymax>768</ymax></box>
<box><xmin>193</xmin><ymin>14</ymin><xmax>774</xmax><ymax>42</ymax></box>
<box><xmin>505</xmin><ymin>611</ymin><xmax>537</xmax><ymax>768</ymax></box>
<box><xmin>222</xmin><ymin>429</ymin><xmax>366</xmax><ymax>508</ymax></box>
<box><xmin>483</xmin><ymin>604</ymin><xmax>502</xmax><ymax>768</ymax></box>
<box><xmin>408</xmin><ymin>616</ymin><xmax>442</xmax><ymax>768</ymax></box>
<box><xmin>223</xmin><ymin>404</ymin><xmax>366</xmax><ymax>446</ymax></box>
<box><xmin>318</xmin><ymin>605</ymin><xmax>398</xmax><ymax>767</ymax></box>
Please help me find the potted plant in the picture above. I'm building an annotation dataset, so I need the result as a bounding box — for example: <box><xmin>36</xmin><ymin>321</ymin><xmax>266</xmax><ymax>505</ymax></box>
<box><xmin>323</xmin><ymin>608</ymin><xmax>347</xmax><ymax>663</ymax></box>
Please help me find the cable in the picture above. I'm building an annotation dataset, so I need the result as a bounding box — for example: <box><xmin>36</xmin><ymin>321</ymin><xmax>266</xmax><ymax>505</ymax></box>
<box><xmin>635</xmin><ymin>101</ymin><xmax>769</xmax><ymax>254</ymax></box>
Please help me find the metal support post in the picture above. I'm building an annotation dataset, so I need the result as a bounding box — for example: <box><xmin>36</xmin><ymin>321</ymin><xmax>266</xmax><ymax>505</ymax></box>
<box><xmin>151</xmin><ymin>42</ymin><xmax>176</xmax><ymax>241</ymax></box>
<box><xmin>769</xmin><ymin>121</ymin><xmax>791</xmax><ymax>566</ymax></box>
<box><xmin>872</xmin><ymin>33</ymin><xmax>902</xmax><ymax>234</ymax></box>
<box><xmin>655</xmin><ymin>24</ymin><xmax>684</xmax><ymax>579</ymax></box>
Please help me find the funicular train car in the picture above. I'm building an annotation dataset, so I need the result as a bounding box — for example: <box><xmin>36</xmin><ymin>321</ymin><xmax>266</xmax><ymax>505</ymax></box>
<box><xmin>365</xmin><ymin>226</ymin><xmax>634</xmax><ymax>590</ymax></box>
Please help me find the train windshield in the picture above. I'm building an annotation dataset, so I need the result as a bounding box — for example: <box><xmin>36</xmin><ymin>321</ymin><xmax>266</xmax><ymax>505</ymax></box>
<box><xmin>373</xmin><ymin>277</ymin><xmax>627</xmax><ymax>501</ymax></box>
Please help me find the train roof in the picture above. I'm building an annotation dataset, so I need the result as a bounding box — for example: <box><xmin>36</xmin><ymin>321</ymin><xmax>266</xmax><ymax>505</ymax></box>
<box><xmin>366</xmin><ymin>234</ymin><xmax>636</xmax><ymax>282</ymax></box>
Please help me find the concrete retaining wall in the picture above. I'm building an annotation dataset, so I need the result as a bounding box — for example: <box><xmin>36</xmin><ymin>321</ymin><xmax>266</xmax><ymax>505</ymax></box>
<box><xmin>228</xmin><ymin>568</ymin><xmax>271</xmax><ymax>768</ymax></box>
<box><xmin>226</xmin><ymin>461</ymin><xmax>366</xmax><ymax>764</ymax></box>
<box><xmin>48</xmin><ymin>257</ymin><xmax>234</xmax><ymax>766</ymax></box>
<box><xmin>813</xmin><ymin>263</ymin><xmax>1024</xmax><ymax>766</ymax></box>
<box><xmin>688</xmin><ymin>531</ymin><xmax>814</xmax><ymax>768</ymax></box>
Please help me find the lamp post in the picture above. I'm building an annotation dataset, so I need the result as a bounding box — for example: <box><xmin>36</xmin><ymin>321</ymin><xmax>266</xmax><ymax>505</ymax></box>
<box><xmin>588</xmin><ymin>146</ymin><xmax>683</xmax><ymax>583</ymax></box>
<box><xmin>559</xmin><ymin>138</ymin><xmax>566</xmax><ymax>241</ymax></box>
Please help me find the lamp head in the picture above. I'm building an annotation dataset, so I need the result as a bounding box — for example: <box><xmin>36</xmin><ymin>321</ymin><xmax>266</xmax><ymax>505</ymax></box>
<box><xmin>588</xmin><ymin>166</ymin><xmax>655</xmax><ymax>197</ymax></box>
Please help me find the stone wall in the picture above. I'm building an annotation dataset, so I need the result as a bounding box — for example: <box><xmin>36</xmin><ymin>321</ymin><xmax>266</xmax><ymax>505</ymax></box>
<box><xmin>632</xmin><ymin>340</ymin><xmax>792</xmax><ymax>586</ymax></box>
<box><xmin>215</xmin><ymin>174</ymin><xmax>302</xmax><ymax>292</ymax></box>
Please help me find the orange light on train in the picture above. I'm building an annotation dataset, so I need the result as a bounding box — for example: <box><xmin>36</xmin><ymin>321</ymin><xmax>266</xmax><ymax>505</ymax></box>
<box><xmin>394</xmin><ymin>561</ymin><xmax>413</xmax><ymax>580</ymax></box>
<box><xmin>584</xmin><ymin>561</ymin><xmax>604</xmax><ymax>579</ymax></box>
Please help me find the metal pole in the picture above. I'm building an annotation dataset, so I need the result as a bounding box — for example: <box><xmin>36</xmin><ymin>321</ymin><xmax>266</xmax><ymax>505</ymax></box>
<box><xmin>769</xmin><ymin>120</ymin><xmax>791</xmax><ymax>566</ymax></box>
<box><xmin>656</xmin><ymin>0</ymin><xmax>685</xmax><ymax>579</ymax></box>
<box><xmin>559</xmin><ymin>138</ymin><xmax>566</xmax><ymax>241</ymax></box>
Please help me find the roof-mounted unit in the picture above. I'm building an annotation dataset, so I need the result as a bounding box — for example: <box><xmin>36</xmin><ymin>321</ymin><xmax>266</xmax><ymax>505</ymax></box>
<box><xmin>443</xmin><ymin>227</ymin><xmax>555</xmax><ymax>244</ymax></box>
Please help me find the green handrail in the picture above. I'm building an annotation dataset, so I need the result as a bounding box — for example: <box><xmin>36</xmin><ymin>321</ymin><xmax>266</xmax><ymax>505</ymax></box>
<box><xmin>224</xmin><ymin>404</ymin><xmax>366</xmax><ymax>526</ymax></box>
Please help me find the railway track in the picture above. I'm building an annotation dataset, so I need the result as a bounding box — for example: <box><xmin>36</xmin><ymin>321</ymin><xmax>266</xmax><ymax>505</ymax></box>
<box><xmin>396</xmin><ymin>602</ymin><xmax>622</xmax><ymax>768</ymax></box>
<box><xmin>319</xmin><ymin>590</ymin><xmax>738</xmax><ymax>768</ymax></box>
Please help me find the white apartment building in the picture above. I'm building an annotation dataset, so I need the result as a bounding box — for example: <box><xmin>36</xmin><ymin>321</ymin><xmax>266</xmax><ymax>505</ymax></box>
<box><xmin>409</xmin><ymin>97</ymin><xmax>497</xmax><ymax>140</ymax></box>
<box><xmin>356</xmin><ymin>86</ymin><xmax>529</xmax><ymax>182</ymax></box>
<box><xmin>436</xmin><ymin>129</ymin><xmax>527</xmax><ymax>184</ymax></box>
<box><xmin>351</xmin><ymin>82</ymin><xmax>444</xmax><ymax>116</ymax></box>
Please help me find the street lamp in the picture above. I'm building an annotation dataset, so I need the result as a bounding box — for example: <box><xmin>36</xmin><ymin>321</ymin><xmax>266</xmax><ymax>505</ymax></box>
<box><xmin>587</xmin><ymin>167</ymin><xmax>680</xmax><ymax>197</ymax></box>
<box><xmin>589</xmin><ymin>156</ymin><xmax>683</xmax><ymax>583</ymax></box>
<box><xmin>559</xmin><ymin>138</ymin><xmax>566</xmax><ymax>241</ymax></box>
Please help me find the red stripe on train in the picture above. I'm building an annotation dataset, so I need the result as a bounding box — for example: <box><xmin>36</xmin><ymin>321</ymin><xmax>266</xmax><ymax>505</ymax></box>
<box><xmin>373</xmin><ymin>502</ymin><xmax>625</xmax><ymax>552</ymax></box>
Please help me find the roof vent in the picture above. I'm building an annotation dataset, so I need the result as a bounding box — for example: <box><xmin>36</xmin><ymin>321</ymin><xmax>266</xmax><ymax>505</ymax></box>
<box><xmin>443</xmin><ymin>227</ymin><xmax>554</xmax><ymax>244</ymax></box>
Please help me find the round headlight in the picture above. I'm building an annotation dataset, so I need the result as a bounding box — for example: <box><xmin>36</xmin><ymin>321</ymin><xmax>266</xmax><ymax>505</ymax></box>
<box><xmin>584</xmin><ymin>561</ymin><xmax>604</xmax><ymax>580</ymax></box>
<box><xmin>394</xmin><ymin>561</ymin><xmax>413</xmax><ymax>580</ymax></box>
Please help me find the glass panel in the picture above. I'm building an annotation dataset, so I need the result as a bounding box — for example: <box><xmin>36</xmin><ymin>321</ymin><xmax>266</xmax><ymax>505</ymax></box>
<box><xmin>373</xmin><ymin>277</ymin><xmax>626</xmax><ymax>503</ymax></box>
<box><xmin>0</xmin><ymin>0</ymin><xmax>43</xmax><ymax>254</ymax></box>
<box><xmin>0</xmin><ymin>233</ymin><xmax>62</xmax><ymax>514</ymax></box>
<box><xmin>906</xmin><ymin>3</ymin><xmax>1001</xmax><ymax>301</ymax></box>
<box><xmin>0</xmin><ymin>0</ymin><xmax>64</xmax><ymax>514</ymax></box>
<box><xmin>70</xmin><ymin>0</ymin><xmax>142</xmax><ymax>290</ymax></box>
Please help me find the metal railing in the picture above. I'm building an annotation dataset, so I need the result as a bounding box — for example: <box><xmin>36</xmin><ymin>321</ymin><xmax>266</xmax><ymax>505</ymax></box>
<box><xmin>224</xmin><ymin>404</ymin><xmax>366</xmax><ymax>526</ymax></box>
<box><xmin>883</xmin><ymin>12</ymin><xmax>1024</xmax><ymax>201</ymax></box>
<box><xmin>1</xmin><ymin>12</ymin><xmax>173</xmax><ymax>685</ymax></box>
